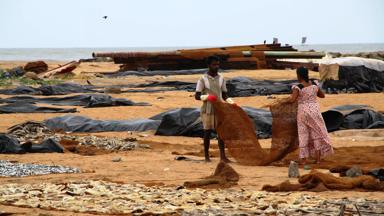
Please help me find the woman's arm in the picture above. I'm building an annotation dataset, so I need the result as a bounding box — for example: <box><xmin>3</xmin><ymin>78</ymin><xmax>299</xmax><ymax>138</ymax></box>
<box><xmin>288</xmin><ymin>88</ymin><xmax>299</xmax><ymax>103</ymax></box>
<box><xmin>312</xmin><ymin>80</ymin><xmax>325</xmax><ymax>98</ymax></box>
<box><xmin>317</xmin><ymin>87</ymin><xmax>325</xmax><ymax>98</ymax></box>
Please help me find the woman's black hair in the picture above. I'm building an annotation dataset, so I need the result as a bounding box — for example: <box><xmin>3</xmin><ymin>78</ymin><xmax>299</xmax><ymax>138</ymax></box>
<box><xmin>206</xmin><ymin>55</ymin><xmax>221</xmax><ymax>65</ymax></box>
<box><xmin>296</xmin><ymin>66</ymin><xmax>309</xmax><ymax>82</ymax></box>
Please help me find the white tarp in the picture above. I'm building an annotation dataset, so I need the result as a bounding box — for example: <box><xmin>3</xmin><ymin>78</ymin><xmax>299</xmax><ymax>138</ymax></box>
<box><xmin>319</xmin><ymin>57</ymin><xmax>384</xmax><ymax>72</ymax></box>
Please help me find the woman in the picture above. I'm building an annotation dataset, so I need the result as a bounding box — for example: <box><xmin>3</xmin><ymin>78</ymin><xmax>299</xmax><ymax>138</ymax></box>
<box><xmin>289</xmin><ymin>67</ymin><xmax>333</xmax><ymax>164</ymax></box>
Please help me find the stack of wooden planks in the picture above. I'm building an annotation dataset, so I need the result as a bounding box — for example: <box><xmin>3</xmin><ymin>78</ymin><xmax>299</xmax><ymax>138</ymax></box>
<box><xmin>93</xmin><ymin>43</ymin><xmax>324</xmax><ymax>71</ymax></box>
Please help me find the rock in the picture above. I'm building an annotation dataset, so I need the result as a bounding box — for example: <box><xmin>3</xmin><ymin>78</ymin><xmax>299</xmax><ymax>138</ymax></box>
<box><xmin>346</xmin><ymin>166</ymin><xmax>363</xmax><ymax>177</ymax></box>
<box><xmin>175</xmin><ymin>156</ymin><xmax>189</xmax><ymax>161</ymax></box>
<box><xmin>112</xmin><ymin>157</ymin><xmax>122</xmax><ymax>162</ymax></box>
<box><xmin>288</xmin><ymin>161</ymin><xmax>300</xmax><ymax>178</ymax></box>
<box><xmin>24</xmin><ymin>61</ymin><xmax>48</xmax><ymax>73</ymax></box>
<box><xmin>24</xmin><ymin>71</ymin><xmax>41</xmax><ymax>80</ymax></box>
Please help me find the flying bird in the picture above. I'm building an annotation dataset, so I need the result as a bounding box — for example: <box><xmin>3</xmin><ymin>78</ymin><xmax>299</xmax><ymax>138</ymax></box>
<box><xmin>102</xmin><ymin>16</ymin><xmax>108</xmax><ymax>19</ymax></box>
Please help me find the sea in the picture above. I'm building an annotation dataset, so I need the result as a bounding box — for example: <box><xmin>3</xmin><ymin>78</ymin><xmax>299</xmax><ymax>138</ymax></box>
<box><xmin>0</xmin><ymin>43</ymin><xmax>383</xmax><ymax>61</ymax></box>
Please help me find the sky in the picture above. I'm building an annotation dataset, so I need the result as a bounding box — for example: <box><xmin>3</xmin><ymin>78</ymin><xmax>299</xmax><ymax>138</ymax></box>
<box><xmin>0</xmin><ymin>0</ymin><xmax>383</xmax><ymax>48</ymax></box>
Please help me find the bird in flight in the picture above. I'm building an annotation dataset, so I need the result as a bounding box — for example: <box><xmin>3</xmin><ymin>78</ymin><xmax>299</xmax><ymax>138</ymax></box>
<box><xmin>102</xmin><ymin>16</ymin><xmax>108</xmax><ymax>19</ymax></box>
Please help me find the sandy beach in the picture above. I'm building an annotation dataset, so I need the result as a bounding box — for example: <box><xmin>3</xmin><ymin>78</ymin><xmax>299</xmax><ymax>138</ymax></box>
<box><xmin>0</xmin><ymin>60</ymin><xmax>383</xmax><ymax>215</ymax></box>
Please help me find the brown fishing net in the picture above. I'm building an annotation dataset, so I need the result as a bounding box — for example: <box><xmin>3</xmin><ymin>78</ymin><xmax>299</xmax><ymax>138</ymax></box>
<box><xmin>184</xmin><ymin>161</ymin><xmax>239</xmax><ymax>188</ymax></box>
<box><xmin>212</xmin><ymin>98</ymin><xmax>298</xmax><ymax>165</ymax></box>
<box><xmin>262</xmin><ymin>170</ymin><xmax>384</xmax><ymax>192</ymax></box>
<box><xmin>268</xmin><ymin>98</ymin><xmax>299</xmax><ymax>163</ymax></box>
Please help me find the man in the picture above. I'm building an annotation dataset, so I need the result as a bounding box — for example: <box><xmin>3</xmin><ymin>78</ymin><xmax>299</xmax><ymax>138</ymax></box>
<box><xmin>195</xmin><ymin>56</ymin><xmax>235</xmax><ymax>162</ymax></box>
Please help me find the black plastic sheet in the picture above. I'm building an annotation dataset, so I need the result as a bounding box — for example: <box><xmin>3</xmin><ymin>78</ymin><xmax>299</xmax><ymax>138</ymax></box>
<box><xmin>323</xmin><ymin>66</ymin><xmax>384</xmax><ymax>93</ymax></box>
<box><xmin>322</xmin><ymin>105</ymin><xmax>384</xmax><ymax>131</ymax></box>
<box><xmin>0</xmin><ymin>134</ymin><xmax>64</xmax><ymax>154</ymax></box>
<box><xmin>0</xmin><ymin>94</ymin><xmax>150</xmax><ymax>108</ymax></box>
<box><xmin>0</xmin><ymin>102</ymin><xmax>77</xmax><ymax>114</ymax></box>
<box><xmin>0</xmin><ymin>83</ymin><xmax>97</xmax><ymax>95</ymax></box>
<box><xmin>45</xmin><ymin>115</ymin><xmax>161</xmax><ymax>133</ymax></box>
<box><xmin>38</xmin><ymin>105</ymin><xmax>384</xmax><ymax>137</ymax></box>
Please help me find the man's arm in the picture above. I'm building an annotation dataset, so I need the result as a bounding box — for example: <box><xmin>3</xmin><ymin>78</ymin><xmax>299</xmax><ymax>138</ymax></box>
<box><xmin>221</xmin><ymin>78</ymin><xmax>231</xmax><ymax>102</ymax></box>
<box><xmin>195</xmin><ymin>78</ymin><xmax>204</xmax><ymax>100</ymax></box>
<box><xmin>195</xmin><ymin>92</ymin><xmax>202</xmax><ymax>100</ymax></box>
<box><xmin>222</xmin><ymin>92</ymin><xmax>228</xmax><ymax>101</ymax></box>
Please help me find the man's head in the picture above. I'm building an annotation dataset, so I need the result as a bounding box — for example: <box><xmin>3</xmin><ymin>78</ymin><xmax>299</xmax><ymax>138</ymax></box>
<box><xmin>206</xmin><ymin>55</ymin><xmax>221</xmax><ymax>74</ymax></box>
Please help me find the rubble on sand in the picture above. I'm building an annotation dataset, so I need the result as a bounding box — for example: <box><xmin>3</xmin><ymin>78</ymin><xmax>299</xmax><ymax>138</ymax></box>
<box><xmin>0</xmin><ymin>180</ymin><xmax>383</xmax><ymax>215</ymax></box>
<box><xmin>60</xmin><ymin>135</ymin><xmax>150</xmax><ymax>151</ymax></box>
<box><xmin>0</xmin><ymin>160</ymin><xmax>80</xmax><ymax>177</ymax></box>
<box><xmin>7</xmin><ymin>121</ymin><xmax>150</xmax><ymax>151</ymax></box>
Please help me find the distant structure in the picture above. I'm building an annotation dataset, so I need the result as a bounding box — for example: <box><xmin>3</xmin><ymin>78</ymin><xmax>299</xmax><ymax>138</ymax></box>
<box><xmin>273</xmin><ymin>38</ymin><xmax>278</xmax><ymax>44</ymax></box>
<box><xmin>102</xmin><ymin>16</ymin><xmax>108</xmax><ymax>19</ymax></box>
<box><xmin>301</xmin><ymin>36</ymin><xmax>307</xmax><ymax>45</ymax></box>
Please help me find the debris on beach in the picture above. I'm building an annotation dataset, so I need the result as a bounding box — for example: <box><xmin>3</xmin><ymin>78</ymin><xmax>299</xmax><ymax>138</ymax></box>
<box><xmin>7</xmin><ymin>121</ymin><xmax>149</xmax><ymax>152</ymax></box>
<box><xmin>0</xmin><ymin>180</ymin><xmax>383</xmax><ymax>215</ymax></box>
<box><xmin>23</xmin><ymin>61</ymin><xmax>48</xmax><ymax>73</ymax></box>
<box><xmin>262</xmin><ymin>170</ymin><xmax>384</xmax><ymax>192</ymax></box>
<box><xmin>0</xmin><ymin>66</ymin><xmax>25</xmax><ymax>78</ymax></box>
<box><xmin>0</xmin><ymin>160</ymin><xmax>80</xmax><ymax>177</ymax></box>
<box><xmin>23</xmin><ymin>71</ymin><xmax>41</xmax><ymax>80</ymax></box>
<box><xmin>39</xmin><ymin>61</ymin><xmax>79</xmax><ymax>78</ymax></box>
<box><xmin>61</xmin><ymin>135</ymin><xmax>150</xmax><ymax>151</ymax></box>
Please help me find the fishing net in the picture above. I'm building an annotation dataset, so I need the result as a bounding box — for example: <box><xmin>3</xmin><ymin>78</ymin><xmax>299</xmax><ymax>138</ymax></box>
<box><xmin>212</xmin><ymin>98</ymin><xmax>298</xmax><ymax>165</ymax></box>
<box><xmin>262</xmin><ymin>170</ymin><xmax>384</xmax><ymax>192</ymax></box>
<box><xmin>184</xmin><ymin>161</ymin><xmax>239</xmax><ymax>188</ymax></box>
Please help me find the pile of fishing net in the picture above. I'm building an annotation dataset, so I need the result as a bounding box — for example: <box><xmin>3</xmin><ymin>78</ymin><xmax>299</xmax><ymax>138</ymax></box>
<box><xmin>262</xmin><ymin>170</ymin><xmax>384</xmax><ymax>192</ymax></box>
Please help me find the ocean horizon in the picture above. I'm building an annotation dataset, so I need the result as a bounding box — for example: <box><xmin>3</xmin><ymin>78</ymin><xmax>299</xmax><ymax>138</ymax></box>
<box><xmin>1</xmin><ymin>43</ymin><xmax>383</xmax><ymax>61</ymax></box>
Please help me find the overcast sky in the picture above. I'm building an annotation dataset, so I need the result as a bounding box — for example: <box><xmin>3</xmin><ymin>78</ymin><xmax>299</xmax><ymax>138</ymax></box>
<box><xmin>0</xmin><ymin>0</ymin><xmax>383</xmax><ymax>48</ymax></box>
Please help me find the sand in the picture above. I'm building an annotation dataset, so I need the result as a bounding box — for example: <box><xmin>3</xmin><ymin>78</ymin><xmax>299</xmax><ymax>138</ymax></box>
<box><xmin>0</xmin><ymin>60</ymin><xmax>384</xmax><ymax>215</ymax></box>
